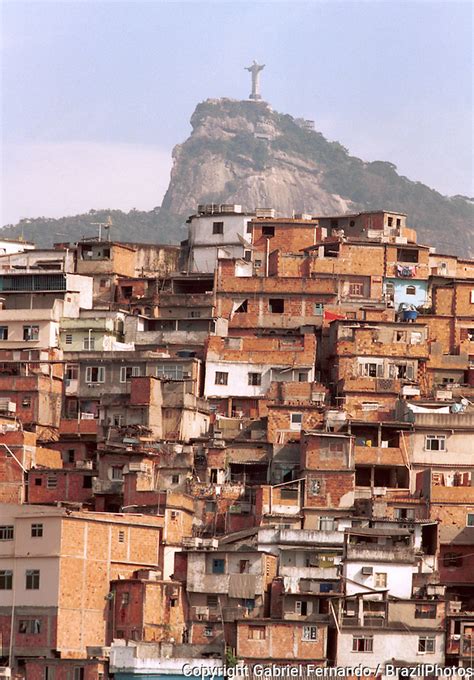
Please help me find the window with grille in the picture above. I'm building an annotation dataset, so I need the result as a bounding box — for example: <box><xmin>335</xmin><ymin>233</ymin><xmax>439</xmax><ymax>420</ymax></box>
<box><xmin>19</xmin><ymin>619</ymin><xmax>41</xmax><ymax>634</ymax></box>
<box><xmin>212</xmin><ymin>222</ymin><xmax>224</xmax><ymax>234</ymax></box>
<box><xmin>248</xmin><ymin>626</ymin><xmax>266</xmax><ymax>640</ymax></box>
<box><xmin>47</xmin><ymin>476</ymin><xmax>57</xmax><ymax>489</ymax></box>
<box><xmin>215</xmin><ymin>371</ymin><xmax>228</xmax><ymax>385</ymax></box>
<box><xmin>302</xmin><ymin>625</ymin><xmax>317</xmax><ymax>641</ymax></box>
<box><xmin>248</xmin><ymin>372</ymin><xmax>261</xmax><ymax>386</ymax></box>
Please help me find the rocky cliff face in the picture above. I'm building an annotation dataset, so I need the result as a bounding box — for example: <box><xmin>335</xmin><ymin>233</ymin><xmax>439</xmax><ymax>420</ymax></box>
<box><xmin>2</xmin><ymin>98</ymin><xmax>472</xmax><ymax>254</ymax></box>
<box><xmin>160</xmin><ymin>98</ymin><xmax>474</xmax><ymax>257</ymax></box>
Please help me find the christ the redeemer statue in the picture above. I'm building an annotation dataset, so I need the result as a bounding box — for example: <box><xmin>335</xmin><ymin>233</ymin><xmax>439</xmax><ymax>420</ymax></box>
<box><xmin>245</xmin><ymin>61</ymin><xmax>265</xmax><ymax>100</ymax></box>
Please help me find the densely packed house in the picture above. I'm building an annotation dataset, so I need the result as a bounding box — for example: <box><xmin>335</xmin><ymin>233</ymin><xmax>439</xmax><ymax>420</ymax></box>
<box><xmin>0</xmin><ymin>206</ymin><xmax>473</xmax><ymax>679</ymax></box>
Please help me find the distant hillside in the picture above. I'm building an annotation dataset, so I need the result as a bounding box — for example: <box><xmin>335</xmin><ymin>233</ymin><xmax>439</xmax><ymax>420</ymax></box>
<box><xmin>2</xmin><ymin>98</ymin><xmax>473</xmax><ymax>255</ymax></box>
<box><xmin>0</xmin><ymin>208</ymin><xmax>186</xmax><ymax>249</ymax></box>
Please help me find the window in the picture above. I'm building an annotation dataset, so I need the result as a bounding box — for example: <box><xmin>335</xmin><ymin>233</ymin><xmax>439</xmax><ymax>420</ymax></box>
<box><xmin>234</xmin><ymin>300</ymin><xmax>248</xmax><ymax>313</ymax></box>
<box><xmin>302</xmin><ymin>625</ymin><xmax>317</xmax><ymax>641</ymax></box>
<box><xmin>204</xmin><ymin>626</ymin><xmax>214</xmax><ymax>637</ymax></box>
<box><xmin>34</xmin><ymin>478</ymin><xmax>42</xmax><ymax>486</ymax></box>
<box><xmin>99</xmin><ymin>278</ymin><xmax>110</xmax><ymax>289</ymax></box>
<box><xmin>111</xmin><ymin>466</ymin><xmax>124</xmax><ymax>481</ymax></box>
<box><xmin>280</xmin><ymin>487</ymin><xmax>298</xmax><ymax>500</ymax></box>
<box><xmin>314</xmin><ymin>303</ymin><xmax>324</xmax><ymax>315</ymax></box>
<box><xmin>190</xmin><ymin>310</ymin><xmax>201</xmax><ymax>318</ymax></box>
<box><xmin>418</xmin><ymin>637</ymin><xmax>436</xmax><ymax>653</ymax></box>
<box><xmin>248</xmin><ymin>372</ymin><xmax>262</xmax><ymax>386</ymax></box>
<box><xmin>103</xmin><ymin>249</ymin><xmax>110</xmax><ymax>258</ymax></box>
<box><xmin>83</xmin><ymin>336</ymin><xmax>95</xmax><ymax>350</ymax></box>
<box><xmin>47</xmin><ymin>475</ymin><xmax>57</xmax><ymax>489</ymax></box>
<box><xmin>121</xmin><ymin>286</ymin><xmax>133</xmax><ymax>299</ymax></box>
<box><xmin>298</xmin><ymin>371</ymin><xmax>309</xmax><ymax>382</ymax></box>
<box><xmin>262</xmin><ymin>226</ymin><xmax>275</xmax><ymax>237</ymax></box>
<box><xmin>374</xmin><ymin>573</ymin><xmax>387</xmax><ymax>588</ymax></box>
<box><xmin>352</xmin><ymin>636</ymin><xmax>373</xmax><ymax>652</ymax></box>
<box><xmin>244</xmin><ymin>250</ymin><xmax>252</xmax><ymax>262</ymax></box>
<box><xmin>406</xmin><ymin>285</ymin><xmax>416</xmax><ymax>296</ymax></box>
<box><xmin>23</xmin><ymin>325</ymin><xmax>39</xmax><ymax>341</ymax></box>
<box><xmin>0</xmin><ymin>327</ymin><xmax>8</xmax><ymax>340</ymax></box>
<box><xmin>171</xmin><ymin>474</ymin><xmax>180</xmax><ymax>484</ymax></box>
<box><xmin>118</xmin><ymin>530</ymin><xmax>125</xmax><ymax>543</ymax></box>
<box><xmin>65</xmin><ymin>364</ymin><xmax>78</xmax><ymax>380</ymax></box>
<box><xmin>349</xmin><ymin>282</ymin><xmax>364</xmax><ymax>297</ymax></box>
<box><xmin>85</xmin><ymin>366</ymin><xmax>105</xmax><ymax>383</ymax></box>
<box><xmin>397</xmin><ymin>248</ymin><xmax>419</xmax><ymax>263</ymax></box>
<box><xmin>425</xmin><ymin>435</ymin><xmax>446</xmax><ymax>452</ymax></box>
<box><xmin>121</xmin><ymin>592</ymin><xmax>129</xmax><ymax>605</ymax></box>
<box><xmin>269</xmin><ymin>298</ymin><xmax>284</xmax><ymax>313</ymax></box>
<box><xmin>74</xmin><ymin>668</ymin><xmax>85</xmax><ymax>680</ymax></box>
<box><xmin>18</xmin><ymin>619</ymin><xmax>41</xmax><ymax>634</ymax></box>
<box><xmin>467</xmin><ymin>513</ymin><xmax>474</xmax><ymax>527</ymax></box>
<box><xmin>248</xmin><ymin>625</ymin><xmax>266</xmax><ymax>640</ymax></box>
<box><xmin>21</xmin><ymin>396</ymin><xmax>31</xmax><ymax>408</ymax></box>
<box><xmin>443</xmin><ymin>552</ymin><xmax>463</xmax><ymax>567</ymax></box>
<box><xmin>388</xmin><ymin>217</ymin><xmax>393</xmax><ymax>227</ymax></box>
<box><xmin>83</xmin><ymin>476</ymin><xmax>92</xmax><ymax>489</ymax></box>
<box><xmin>0</xmin><ymin>570</ymin><xmax>12</xmax><ymax>590</ymax></box>
<box><xmin>207</xmin><ymin>595</ymin><xmax>218</xmax><ymax>608</ymax></box>
<box><xmin>212</xmin><ymin>559</ymin><xmax>225</xmax><ymax>574</ymax></box>
<box><xmin>290</xmin><ymin>412</ymin><xmax>303</xmax><ymax>431</ymax></box>
<box><xmin>215</xmin><ymin>371</ymin><xmax>228</xmax><ymax>385</ymax></box>
<box><xmin>0</xmin><ymin>526</ymin><xmax>14</xmax><ymax>541</ymax></box>
<box><xmin>156</xmin><ymin>364</ymin><xmax>184</xmax><ymax>380</ymax></box>
<box><xmin>239</xmin><ymin>559</ymin><xmax>250</xmax><ymax>573</ymax></box>
<box><xmin>31</xmin><ymin>523</ymin><xmax>43</xmax><ymax>538</ymax></box>
<box><xmin>120</xmin><ymin>366</ymin><xmax>140</xmax><ymax>382</ymax></box>
<box><xmin>26</xmin><ymin>569</ymin><xmax>40</xmax><ymax>590</ymax></box>
<box><xmin>396</xmin><ymin>218</ymin><xmax>401</xmax><ymax>227</ymax></box>
<box><xmin>212</xmin><ymin>221</ymin><xmax>224</xmax><ymax>235</ymax></box>
<box><xmin>360</xmin><ymin>362</ymin><xmax>383</xmax><ymax>378</ymax></box>
<box><xmin>318</xmin><ymin>517</ymin><xmax>335</xmax><ymax>531</ymax></box>
<box><xmin>309</xmin><ymin>478</ymin><xmax>321</xmax><ymax>496</ymax></box>
<box><xmin>296</xmin><ymin>600</ymin><xmax>308</xmax><ymax>616</ymax></box>
<box><xmin>394</xmin><ymin>508</ymin><xmax>415</xmax><ymax>520</ymax></box>
<box><xmin>415</xmin><ymin>604</ymin><xmax>437</xmax><ymax>619</ymax></box>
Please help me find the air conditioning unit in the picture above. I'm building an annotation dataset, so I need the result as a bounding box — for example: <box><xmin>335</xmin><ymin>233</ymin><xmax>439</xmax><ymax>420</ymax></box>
<box><xmin>201</xmin><ymin>538</ymin><xmax>219</xmax><ymax>550</ymax></box>
<box><xmin>213</xmin><ymin>430</ymin><xmax>223</xmax><ymax>439</ymax></box>
<box><xmin>362</xmin><ymin>566</ymin><xmax>373</xmax><ymax>575</ymax></box>
<box><xmin>0</xmin><ymin>399</ymin><xmax>16</xmax><ymax>414</ymax></box>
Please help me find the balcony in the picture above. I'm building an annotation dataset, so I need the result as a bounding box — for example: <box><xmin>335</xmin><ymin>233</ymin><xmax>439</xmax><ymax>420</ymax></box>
<box><xmin>346</xmin><ymin>544</ymin><xmax>415</xmax><ymax>563</ymax></box>
<box><xmin>92</xmin><ymin>478</ymin><xmax>123</xmax><ymax>495</ymax></box>
<box><xmin>279</xmin><ymin>566</ymin><xmax>339</xmax><ymax>580</ymax></box>
<box><xmin>60</xmin><ymin>417</ymin><xmax>98</xmax><ymax>435</ymax></box>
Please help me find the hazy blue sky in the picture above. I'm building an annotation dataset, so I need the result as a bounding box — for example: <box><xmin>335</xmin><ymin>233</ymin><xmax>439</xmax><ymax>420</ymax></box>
<box><xmin>1</xmin><ymin>0</ymin><xmax>472</xmax><ymax>225</ymax></box>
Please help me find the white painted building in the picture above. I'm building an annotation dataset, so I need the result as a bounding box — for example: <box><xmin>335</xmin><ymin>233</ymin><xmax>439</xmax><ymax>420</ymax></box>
<box><xmin>186</xmin><ymin>205</ymin><xmax>255</xmax><ymax>273</ymax></box>
<box><xmin>336</xmin><ymin>628</ymin><xmax>445</xmax><ymax>673</ymax></box>
<box><xmin>0</xmin><ymin>239</ymin><xmax>35</xmax><ymax>256</ymax></box>
<box><xmin>204</xmin><ymin>360</ymin><xmax>314</xmax><ymax>399</ymax></box>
